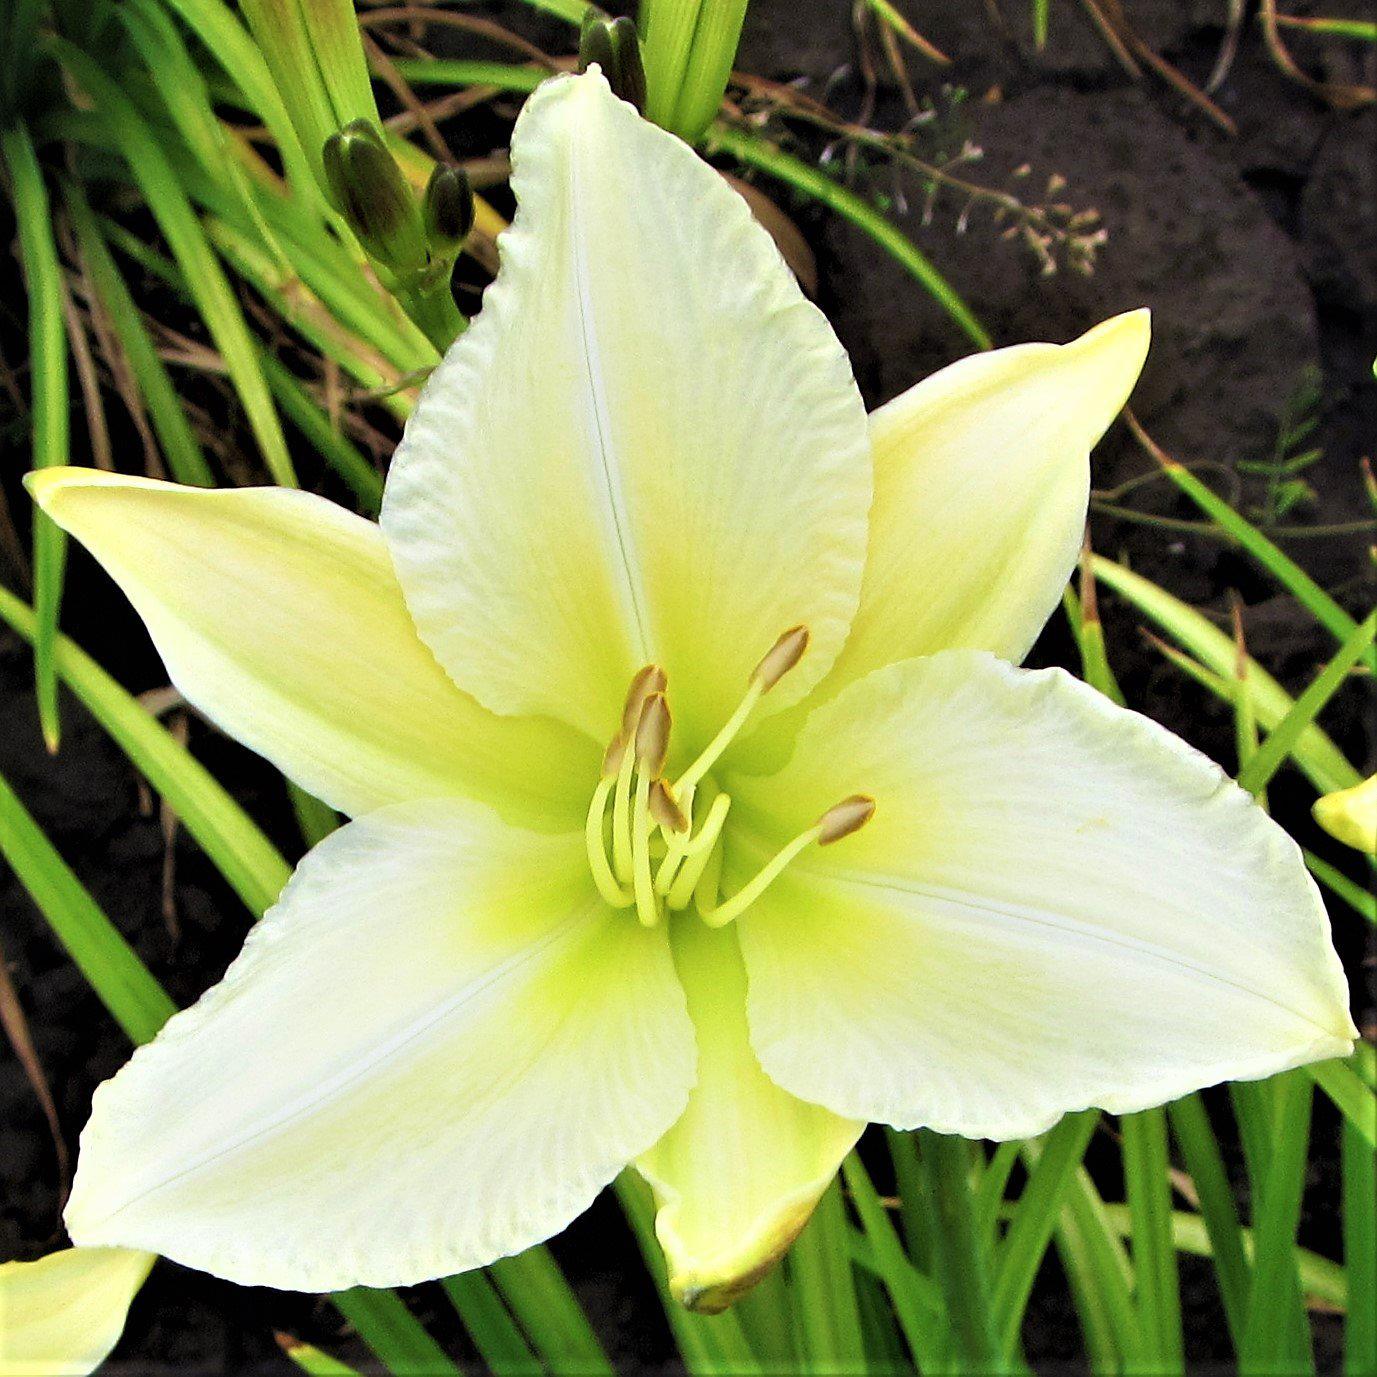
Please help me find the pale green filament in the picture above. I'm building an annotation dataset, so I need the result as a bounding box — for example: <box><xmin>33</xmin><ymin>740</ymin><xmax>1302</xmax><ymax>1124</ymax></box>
<box><xmin>674</xmin><ymin>679</ymin><xmax>763</xmax><ymax>794</ymax></box>
<box><xmin>611</xmin><ymin>742</ymin><xmax>636</xmax><ymax>883</ymax></box>
<box><xmin>584</xmin><ymin>776</ymin><xmax>632</xmax><ymax>908</ymax></box>
<box><xmin>632</xmin><ymin>771</ymin><xmax>659</xmax><ymax>926</ymax></box>
<box><xmin>665</xmin><ymin>792</ymin><xmax>732</xmax><ymax>910</ymax></box>
<box><xmin>699</xmin><ymin>825</ymin><xmax>823</xmax><ymax>929</ymax></box>
<box><xmin>588</xmin><ymin>641</ymin><xmax>866</xmax><ymax>930</ymax></box>
<box><xmin>654</xmin><ymin>781</ymin><xmax>699</xmax><ymax>892</ymax></box>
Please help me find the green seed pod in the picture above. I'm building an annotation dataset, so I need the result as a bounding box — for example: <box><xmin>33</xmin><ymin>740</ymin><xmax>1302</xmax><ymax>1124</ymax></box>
<box><xmin>578</xmin><ymin>14</ymin><xmax>647</xmax><ymax>114</ymax></box>
<box><xmin>321</xmin><ymin>121</ymin><xmax>428</xmax><ymax>277</ymax></box>
<box><xmin>423</xmin><ymin>164</ymin><xmax>475</xmax><ymax>256</ymax></box>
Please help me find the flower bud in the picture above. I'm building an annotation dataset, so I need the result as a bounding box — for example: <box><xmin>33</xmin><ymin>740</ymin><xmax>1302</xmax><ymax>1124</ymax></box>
<box><xmin>578</xmin><ymin>15</ymin><xmax>647</xmax><ymax>113</ymax></box>
<box><xmin>423</xmin><ymin>164</ymin><xmax>475</xmax><ymax>257</ymax></box>
<box><xmin>322</xmin><ymin>121</ymin><xmax>428</xmax><ymax>277</ymax></box>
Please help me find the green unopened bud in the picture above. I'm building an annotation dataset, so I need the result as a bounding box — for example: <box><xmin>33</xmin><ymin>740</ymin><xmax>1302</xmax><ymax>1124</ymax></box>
<box><xmin>423</xmin><ymin>164</ymin><xmax>475</xmax><ymax>257</ymax></box>
<box><xmin>322</xmin><ymin>120</ymin><xmax>428</xmax><ymax>277</ymax></box>
<box><xmin>578</xmin><ymin>15</ymin><xmax>647</xmax><ymax>113</ymax></box>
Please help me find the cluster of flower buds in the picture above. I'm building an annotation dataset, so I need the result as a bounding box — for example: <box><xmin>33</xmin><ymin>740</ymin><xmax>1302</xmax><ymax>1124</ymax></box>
<box><xmin>578</xmin><ymin>14</ymin><xmax>647</xmax><ymax>113</ymax></box>
<box><xmin>322</xmin><ymin>120</ymin><xmax>473</xmax><ymax>289</ymax></box>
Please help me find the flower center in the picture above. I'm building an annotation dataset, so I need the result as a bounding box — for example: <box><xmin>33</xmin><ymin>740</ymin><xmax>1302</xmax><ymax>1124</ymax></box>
<box><xmin>583</xmin><ymin>628</ymin><xmax>874</xmax><ymax>928</ymax></box>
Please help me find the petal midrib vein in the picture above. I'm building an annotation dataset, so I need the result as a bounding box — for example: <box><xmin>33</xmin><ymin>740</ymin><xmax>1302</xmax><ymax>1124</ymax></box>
<box><xmin>569</xmin><ymin>127</ymin><xmax>653</xmax><ymax>664</ymax></box>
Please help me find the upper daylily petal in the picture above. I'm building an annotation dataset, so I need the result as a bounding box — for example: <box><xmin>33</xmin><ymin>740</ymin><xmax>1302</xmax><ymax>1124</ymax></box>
<box><xmin>0</xmin><ymin>1246</ymin><xmax>153</xmax><ymax>1377</ymax></box>
<box><xmin>727</xmin><ymin>651</ymin><xmax>1355</xmax><ymax>1140</ymax></box>
<box><xmin>64</xmin><ymin>800</ymin><xmax>694</xmax><ymax>1290</ymax></box>
<box><xmin>635</xmin><ymin>918</ymin><xmax>862</xmax><ymax>1313</ymax></box>
<box><xmin>818</xmin><ymin>312</ymin><xmax>1149</xmax><ymax>697</ymax></box>
<box><xmin>27</xmin><ymin>469</ymin><xmax>596</xmax><ymax>825</ymax></box>
<box><xmin>381</xmin><ymin>70</ymin><xmax>872</xmax><ymax>747</ymax></box>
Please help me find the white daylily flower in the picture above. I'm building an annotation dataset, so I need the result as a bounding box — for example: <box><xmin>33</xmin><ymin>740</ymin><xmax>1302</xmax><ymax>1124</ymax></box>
<box><xmin>28</xmin><ymin>70</ymin><xmax>1353</xmax><ymax>1313</ymax></box>
<box><xmin>0</xmin><ymin>1247</ymin><xmax>153</xmax><ymax>1375</ymax></box>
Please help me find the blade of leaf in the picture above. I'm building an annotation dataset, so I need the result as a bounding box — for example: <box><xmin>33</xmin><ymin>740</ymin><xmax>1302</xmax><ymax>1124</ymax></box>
<box><xmin>1168</xmin><ymin>1094</ymin><xmax>1250</xmax><ymax>1347</ymax></box>
<box><xmin>1236</xmin><ymin>610</ymin><xmax>1376</xmax><ymax>797</ymax></box>
<box><xmin>1093</xmin><ymin>556</ymin><xmax>1361</xmax><ymax>795</ymax></box>
<box><xmin>842</xmin><ymin>1153</ymin><xmax>948</xmax><ymax>1369</ymax></box>
<box><xmin>0</xmin><ymin>766</ymin><xmax>176</xmax><ymax>1045</ymax></box>
<box><xmin>440</xmin><ymin>1271</ymin><xmax>542</xmax><ymax>1377</ymax></box>
<box><xmin>0</xmin><ymin>584</ymin><xmax>290</xmax><ymax>915</ymax></box>
<box><xmin>2</xmin><ymin>122</ymin><xmax>70</xmax><ymax>751</ymax></box>
<box><xmin>63</xmin><ymin>179</ymin><xmax>215</xmax><ymax>486</ymax></box>
<box><xmin>51</xmin><ymin>39</ymin><xmax>298</xmax><ymax>486</ymax></box>
<box><xmin>991</xmin><ymin>1111</ymin><xmax>1099</xmax><ymax>1357</ymax></box>
<box><xmin>486</xmin><ymin>1246</ymin><xmax>613</xmax><ymax>1377</ymax></box>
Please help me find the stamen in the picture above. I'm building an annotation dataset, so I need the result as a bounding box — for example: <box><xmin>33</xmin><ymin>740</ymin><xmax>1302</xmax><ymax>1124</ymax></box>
<box><xmin>699</xmin><ymin>795</ymin><xmax>875</xmax><ymax>929</ymax></box>
<box><xmin>665</xmin><ymin>791</ymin><xmax>732</xmax><ymax>909</ymax></box>
<box><xmin>584</xmin><ymin>776</ymin><xmax>632</xmax><ymax>907</ymax></box>
<box><xmin>649</xmin><ymin>778</ymin><xmax>689</xmax><ymax>833</ymax></box>
<box><xmin>817</xmin><ymin>794</ymin><xmax>877</xmax><ymax>845</ymax></box>
<box><xmin>634</xmin><ymin>692</ymin><xmax>672</xmax><ymax>776</ymax></box>
<box><xmin>675</xmin><ymin>626</ymin><xmax>810</xmax><ymax>794</ymax></box>
<box><xmin>752</xmin><ymin>624</ymin><xmax>810</xmax><ymax>690</ymax></box>
<box><xmin>632</xmin><ymin>769</ymin><xmax>660</xmax><ymax>926</ymax></box>
<box><xmin>611</xmin><ymin>740</ymin><xmax>636</xmax><ymax>883</ymax></box>
<box><xmin>621</xmin><ymin>664</ymin><xmax>667</xmax><ymax>737</ymax></box>
<box><xmin>601</xmin><ymin>732</ymin><xmax>627</xmax><ymax>779</ymax></box>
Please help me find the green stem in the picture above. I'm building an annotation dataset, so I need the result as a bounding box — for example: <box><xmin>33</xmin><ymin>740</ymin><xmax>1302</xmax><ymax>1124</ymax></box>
<box><xmin>1121</xmin><ymin>1108</ymin><xmax>1183</xmax><ymax>1370</ymax></box>
<box><xmin>787</xmin><ymin>1179</ymin><xmax>867</xmax><ymax>1371</ymax></box>
<box><xmin>921</xmin><ymin>1131</ymin><xmax>1004</xmax><ymax>1370</ymax></box>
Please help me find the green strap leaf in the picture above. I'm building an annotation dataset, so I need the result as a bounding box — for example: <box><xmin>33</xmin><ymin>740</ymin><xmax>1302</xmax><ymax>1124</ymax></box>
<box><xmin>0</xmin><ymin>584</ymin><xmax>291</xmax><ymax>916</ymax></box>
<box><xmin>0</xmin><ymin>766</ymin><xmax>176</xmax><ymax>1045</ymax></box>
<box><xmin>50</xmin><ymin>38</ymin><xmax>298</xmax><ymax>487</ymax></box>
<box><xmin>1</xmin><ymin>122</ymin><xmax>69</xmax><ymax>751</ymax></box>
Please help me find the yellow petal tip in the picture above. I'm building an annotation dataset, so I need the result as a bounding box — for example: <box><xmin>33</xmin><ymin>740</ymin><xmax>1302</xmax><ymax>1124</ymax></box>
<box><xmin>665</xmin><ymin>1196</ymin><xmax>820</xmax><ymax>1314</ymax></box>
<box><xmin>1312</xmin><ymin>775</ymin><xmax>1377</xmax><ymax>855</ymax></box>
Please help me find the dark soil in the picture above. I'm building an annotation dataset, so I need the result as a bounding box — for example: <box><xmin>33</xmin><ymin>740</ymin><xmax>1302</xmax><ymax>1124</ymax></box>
<box><xmin>2</xmin><ymin>0</ymin><xmax>1374</xmax><ymax>1371</ymax></box>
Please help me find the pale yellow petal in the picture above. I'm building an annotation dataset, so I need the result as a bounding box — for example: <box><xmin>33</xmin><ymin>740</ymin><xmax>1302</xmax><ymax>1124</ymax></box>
<box><xmin>28</xmin><ymin>469</ymin><xmax>595</xmax><ymax>824</ymax></box>
<box><xmin>827</xmin><ymin>311</ymin><xmax>1150</xmax><ymax>688</ymax></box>
<box><xmin>65</xmin><ymin>802</ymin><xmax>694</xmax><ymax>1289</ymax></box>
<box><xmin>381</xmin><ymin>70</ymin><xmax>871</xmax><ymax>747</ymax></box>
<box><xmin>635</xmin><ymin>919</ymin><xmax>862</xmax><ymax>1313</ymax></box>
<box><xmin>1313</xmin><ymin>774</ymin><xmax>1377</xmax><ymax>855</ymax></box>
<box><xmin>728</xmin><ymin>651</ymin><xmax>1355</xmax><ymax>1140</ymax></box>
<box><xmin>0</xmin><ymin>1247</ymin><xmax>153</xmax><ymax>1376</ymax></box>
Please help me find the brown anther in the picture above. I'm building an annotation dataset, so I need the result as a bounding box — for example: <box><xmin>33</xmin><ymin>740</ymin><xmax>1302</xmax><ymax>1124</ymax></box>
<box><xmin>649</xmin><ymin>779</ymin><xmax>689</xmax><ymax>833</ymax></box>
<box><xmin>621</xmin><ymin>664</ymin><xmax>668</xmax><ymax>736</ymax></box>
<box><xmin>601</xmin><ymin>733</ymin><xmax>627</xmax><ymax>779</ymax></box>
<box><xmin>752</xmin><ymin>626</ymin><xmax>810</xmax><ymax>692</ymax></box>
<box><xmin>634</xmin><ymin>693</ymin><xmax>671</xmax><ymax>775</ymax></box>
<box><xmin>817</xmin><ymin>795</ymin><xmax>876</xmax><ymax>845</ymax></box>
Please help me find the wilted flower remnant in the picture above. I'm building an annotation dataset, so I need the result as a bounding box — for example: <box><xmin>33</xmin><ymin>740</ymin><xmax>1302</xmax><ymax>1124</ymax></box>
<box><xmin>28</xmin><ymin>70</ymin><xmax>1352</xmax><ymax>1315</ymax></box>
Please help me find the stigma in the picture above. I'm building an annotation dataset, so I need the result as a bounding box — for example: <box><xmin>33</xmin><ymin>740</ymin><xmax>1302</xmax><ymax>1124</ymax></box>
<box><xmin>583</xmin><ymin>628</ymin><xmax>874</xmax><ymax>928</ymax></box>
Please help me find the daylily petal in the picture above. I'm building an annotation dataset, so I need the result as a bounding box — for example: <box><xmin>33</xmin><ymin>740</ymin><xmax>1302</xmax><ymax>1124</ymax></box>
<box><xmin>0</xmin><ymin>1246</ymin><xmax>153</xmax><ymax>1377</ymax></box>
<box><xmin>823</xmin><ymin>312</ymin><xmax>1150</xmax><ymax>692</ymax></box>
<box><xmin>727</xmin><ymin>651</ymin><xmax>1355</xmax><ymax>1140</ymax></box>
<box><xmin>635</xmin><ymin>919</ymin><xmax>862</xmax><ymax>1313</ymax></box>
<box><xmin>381</xmin><ymin>70</ymin><xmax>871</xmax><ymax>746</ymax></box>
<box><xmin>28</xmin><ymin>469</ymin><xmax>596</xmax><ymax>824</ymax></box>
<box><xmin>64</xmin><ymin>801</ymin><xmax>694</xmax><ymax>1290</ymax></box>
<box><xmin>1313</xmin><ymin>774</ymin><xmax>1377</xmax><ymax>855</ymax></box>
